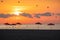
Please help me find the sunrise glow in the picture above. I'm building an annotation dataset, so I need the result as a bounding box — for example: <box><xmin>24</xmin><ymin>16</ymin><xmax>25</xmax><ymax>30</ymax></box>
<box><xmin>13</xmin><ymin>11</ymin><xmax>22</xmax><ymax>15</ymax></box>
<box><xmin>0</xmin><ymin>0</ymin><xmax>60</xmax><ymax>24</ymax></box>
<box><xmin>11</xmin><ymin>6</ymin><xmax>24</xmax><ymax>15</ymax></box>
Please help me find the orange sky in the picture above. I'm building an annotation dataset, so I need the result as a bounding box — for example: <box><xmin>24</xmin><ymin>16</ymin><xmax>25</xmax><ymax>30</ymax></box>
<box><xmin>0</xmin><ymin>0</ymin><xmax>60</xmax><ymax>24</ymax></box>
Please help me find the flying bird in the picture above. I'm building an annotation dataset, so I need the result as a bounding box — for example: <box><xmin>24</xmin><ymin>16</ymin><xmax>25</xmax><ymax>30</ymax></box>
<box><xmin>18</xmin><ymin>1</ymin><xmax>20</xmax><ymax>3</ymax></box>
<box><xmin>36</xmin><ymin>4</ymin><xmax>38</xmax><ymax>7</ymax></box>
<box><xmin>0</xmin><ymin>0</ymin><xmax>3</xmax><ymax>3</ymax></box>
<box><xmin>47</xmin><ymin>6</ymin><xmax>49</xmax><ymax>8</ymax></box>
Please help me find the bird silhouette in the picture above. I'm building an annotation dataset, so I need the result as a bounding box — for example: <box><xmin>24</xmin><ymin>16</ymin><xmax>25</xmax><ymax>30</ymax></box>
<box><xmin>0</xmin><ymin>0</ymin><xmax>3</xmax><ymax>3</ymax></box>
<box><xmin>36</xmin><ymin>4</ymin><xmax>38</xmax><ymax>7</ymax></box>
<box><xmin>18</xmin><ymin>1</ymin><xmax>20</xmax><ymax>3</ymax></box>
<box><xmin>47</xmin><ymin>6</ymin><xmax>49</xmax><ymax>8</ymax></box>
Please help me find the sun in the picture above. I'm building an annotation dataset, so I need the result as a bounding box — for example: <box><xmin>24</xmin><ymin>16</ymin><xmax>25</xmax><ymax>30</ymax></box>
<box><xmin>14</xmin><ymin>11</ymin><xmax>23</xmax><ymax>15</ymax></box>
<box><xmin>14</xmin><ymin>11</ymin><xmax>19</xmax><ymax>15</ymax></box>
<box><xmin>11</xmin><ymin>6</ymin><xmax>28</xmax><ymax>15</ymax></box>
<box><xmin>12</xmin><ymin>6</ymin><xmax>24</xmax><ymax>15</ymax></box>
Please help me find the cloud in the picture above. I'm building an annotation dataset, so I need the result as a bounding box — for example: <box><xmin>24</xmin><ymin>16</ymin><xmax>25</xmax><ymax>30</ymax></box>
<box><xmin>20</xmin><ymin>13</ymin><xmax>33</xmax><ymax>18</ymax></box>
<box><xmin>0</xmin><ymin>14</ymin><xmax>13</xmax><ymax>18</ymax></box>
<box><xmin>0</xmin><ymin>12</ymin><xmax>52</xmax><ymax>18</ymax></box>
<box><xmin>34</xmin><ymin>12</ymin><xmax>52</xmax><ymax>18</ymax></box>
<box><xmin>0</xmin><ymin>13</ymin><xmax>33</xmax><ymax>18</ymax></box>
<box><xmin>56</xmin><ymin>13</ymin><xmax>60</xmax><ymax>16</ymax></box>
<box><xmin>34</xmin><ymin>14</ymin><xmax>41</xmax><ymax>18</ymax></box>
<box><xmin>42</xmin><ymin>12</ymin><xmax>52</xmax><ymax>16</ymax></box>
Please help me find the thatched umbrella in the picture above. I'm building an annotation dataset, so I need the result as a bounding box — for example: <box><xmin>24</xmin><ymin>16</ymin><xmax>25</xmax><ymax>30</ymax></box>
<box><xmin>35</xmin><ymin>22</ymin><xmax>42</xmax><ymax>25</ymax></box>
<box><xmin>4</xmin><ymin>23</ymin><xmax>10</xmax><ymax>25</ymax></box>
<box><xmin>16</xmin><ymin>23</ymin><xmax>22</xmax><ymax>25</ymax></box>
<box><xmin>48</xmin><ymin>23</ymin><xmax>55</xmax><ymax>25</ymax></box>
<box><xmin>11</xmin><ymin>24</ymin><xmax>16</xmax><ymax>25</ymax></box>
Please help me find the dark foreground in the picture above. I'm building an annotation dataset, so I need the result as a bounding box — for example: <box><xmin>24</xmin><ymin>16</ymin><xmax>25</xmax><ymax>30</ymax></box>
<box><xmin>0</xmin><ymin>30</ymin><xmax>60</xmax><ymax>40</ymax></box>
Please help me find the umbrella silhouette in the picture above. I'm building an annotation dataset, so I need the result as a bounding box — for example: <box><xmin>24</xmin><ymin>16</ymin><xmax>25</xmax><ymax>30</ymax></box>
<box><xmin>11</xmin><ymin>24</ymin><xmax>16</xmax><ymax>25</ymax></box>
<box><xmin>4</xmin><ymin>23</ymin><xmax>10</xmax><ymax>25</ymax></box>
<box><xmin>35</xmin><ymin>22</ymin><xmax>42</xmax><ymax>25</ymax></box>
<box><xmin>48</xmin><ymin>23</ymin><xmax>55</xmax><ymax>25</ymax></box>
<box><xmin>16</xmin><ymin>23</ymin><xmax>22</xmax><ymax>25</ymax></box>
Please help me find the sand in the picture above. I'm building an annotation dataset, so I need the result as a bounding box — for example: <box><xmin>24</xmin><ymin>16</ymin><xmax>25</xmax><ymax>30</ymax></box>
<box><xmin>0</xmin><ymin>24</ymin><xmax>60</xmax><ymax>30</ymax></box>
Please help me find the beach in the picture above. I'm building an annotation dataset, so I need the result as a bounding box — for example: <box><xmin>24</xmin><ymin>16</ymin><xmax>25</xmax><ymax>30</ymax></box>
<box><xmin>0</xmin><ymin>24</ymin><xmax>60</xmax><ymax>30</ymax></box>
